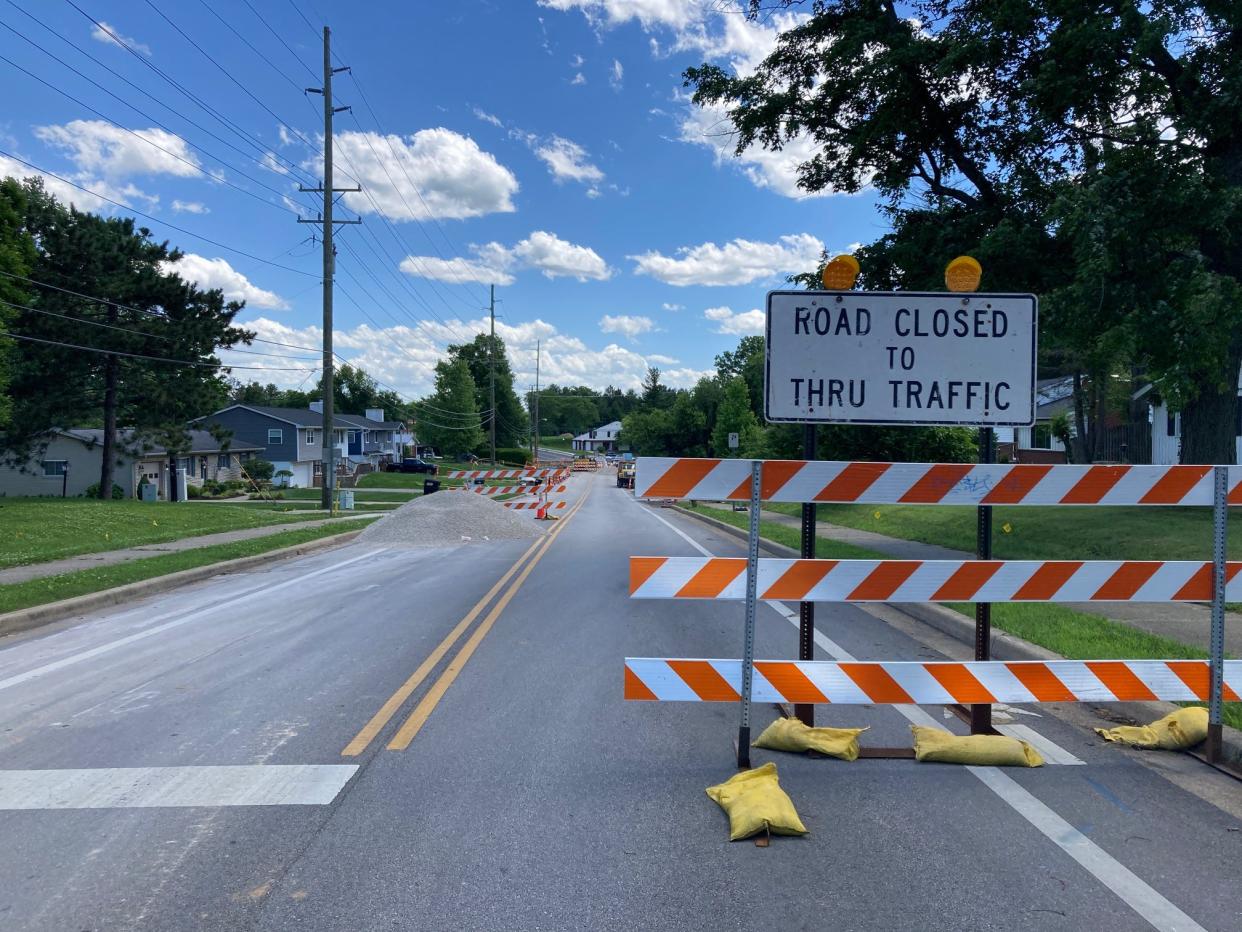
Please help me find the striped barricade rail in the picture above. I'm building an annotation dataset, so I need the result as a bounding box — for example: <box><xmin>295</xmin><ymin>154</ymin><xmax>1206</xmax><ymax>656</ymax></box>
<box><xmin>635</xmin><ymin>457</ymin><xmax>1242</xmax><ymax>506</ymax></box>
<box><xmin>628</xmin><ymin>556</ymin><xmax>1242</xmax><ymax>603</ymax></box>
<box><xmin>443</xmin><ymin>468</ymin><xmax>560</xmax><ymax>480</ymax></box>
<box><xmin>623</xmin><ymin>659</ymin><xmax>1242</xmax><ymax>704</ymax></box>
<box><xmin>503</xmin><ymin>500</ymin><xmax>567</xmax><ymax>510</ymax></box>
<box><xmin>446</xmin><ymin>484</ymin><xmax>570</xmax><ymax>496</ymax></box>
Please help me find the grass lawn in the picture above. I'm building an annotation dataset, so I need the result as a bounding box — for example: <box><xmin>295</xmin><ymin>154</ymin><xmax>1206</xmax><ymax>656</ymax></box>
<box><xmin>539</xmin><ymin>437</ymin><xmax>574</xmax><ymax>452</ymax></box>
<box><xmin>0</xmin><ymin>499</ymin><xmax>316</xmax><ymax>569</ymax></box>
<box><xmin>356</xmin><ymin>471</ymin><xmax>518</xmax><ymax>489</ymax></box>
<box><xmin>248</xmin><ymin>502</ymin><xmax>400</xmax><ymax>513</ymax></box>
<box><xmin>683</xmin><ymin>504</ymin><xmax>886</xmax><ymax>559</ymax></box>
<box><xmin>0</xmin><ymin>519</ymin><xmax>377</xmax><ymax>616</ymax></box>
<box><xmin>764</xmin><ymin>502</ymin><xmax>1240</xmax><ymax>561</ymax></box>
<box><xmin>686</xmin><ymin>504</ymin><xmax>1240</xmax><ymax>729</ymax></box>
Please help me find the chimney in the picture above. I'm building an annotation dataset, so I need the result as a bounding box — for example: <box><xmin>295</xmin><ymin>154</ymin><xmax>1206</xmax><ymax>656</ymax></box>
<box><xmin>365</xmin><ymin>408</ymin><xmax>384</xmax><ymax>422</ymax></box>
<box><xmin>309</xmin><ymin>400</ymin><xmax>323</xmax><ymax>414</ymax></box>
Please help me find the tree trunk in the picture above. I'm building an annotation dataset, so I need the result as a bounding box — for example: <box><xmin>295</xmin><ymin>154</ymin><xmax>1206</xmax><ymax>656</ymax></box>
<box><xmin>1072</xmin><ymin>371</ymin><xmax>1089</xmax><ymax>463</ymax></box>
<box><xmin>98</xmin><ymin>352</ymin><xmax>118</xmax><ymax>499</ymax></box>
<box><xmin>1179</xmin><ymin>348</ymin><xmax>1241</xmax><ymax>464</ymax></box>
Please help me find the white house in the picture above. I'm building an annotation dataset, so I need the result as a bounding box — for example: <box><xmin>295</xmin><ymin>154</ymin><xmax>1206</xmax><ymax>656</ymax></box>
<box><xmin>1142</xmin><ymin>382</ymin><xmax>1242</xmax><ymax>465</ymax></box>
<box><xmin>572</xmin><ymin>420</ymin><xmax>622</xmax><ymax>452</ymax></box>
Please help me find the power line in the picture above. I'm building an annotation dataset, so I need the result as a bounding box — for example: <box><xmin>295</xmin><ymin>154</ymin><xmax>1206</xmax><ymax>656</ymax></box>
<box><xmin>0</xmin><ymin>269</ymin><xmax>324</xmax><ymax>354</ymax></box>
<box><xmin>64</xmin><ymin>1</ymin><xmax>314</xmax><ymax>184</ymax></box>
<box><xmin>239</xmin><ymin>0</ymin><xmax>319</xmax><ymax>82</ymax></box>
<box><xmin>0</xmin><ymin>43</ymin><xmax>303</xmax><ymax>217</ymax></box>
<box><xmin>1</xmin><ymin>330</ymin><xmax>318</xmax><ymax>370</ymax></box>
<box><xmin>0</xmin><ymin>149</ymin><xmax>319</xmax><ymax>277</ymax></box>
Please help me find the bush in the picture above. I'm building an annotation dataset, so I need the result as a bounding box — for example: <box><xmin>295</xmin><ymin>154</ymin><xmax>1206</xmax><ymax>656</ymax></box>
<box><xmin>246</xmin><ymin>458</ymin><xmax>275</xmax><ymax>482</ymax></box>
<box><xmin>82</xmin><ymin>482</ymin><xmax>124</xmax><ymax>500</ymax></box>
<box><xmin>186</xmin><ymin>484</ymin><xmax>203</xmax><ymax>499</ymax></box>
<box><xmin>490</xmin><ymin>447</ymin><xmax>531</xmax><ymax>465</ymax></box>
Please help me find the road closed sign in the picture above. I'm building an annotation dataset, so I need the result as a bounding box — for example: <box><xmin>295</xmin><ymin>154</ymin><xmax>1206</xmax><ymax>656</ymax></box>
<box><xmin>764</xmin><ymin>290</ymin><xmax>1037</xmax><ymax>426</ymax></box>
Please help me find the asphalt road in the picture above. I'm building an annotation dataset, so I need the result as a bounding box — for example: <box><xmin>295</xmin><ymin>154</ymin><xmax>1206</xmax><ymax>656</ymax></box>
<box><xmin>1</xmin><ymin>471</ymin><xmax>1240</xmax><ymax>931</ymax></box>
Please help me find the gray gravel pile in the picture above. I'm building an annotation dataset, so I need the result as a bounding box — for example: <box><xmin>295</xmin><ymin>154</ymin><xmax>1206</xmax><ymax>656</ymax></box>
<box><xmin>359</xmin><ymin>489</ymin><xmax>547</xmax><ymax>546</ymax></box>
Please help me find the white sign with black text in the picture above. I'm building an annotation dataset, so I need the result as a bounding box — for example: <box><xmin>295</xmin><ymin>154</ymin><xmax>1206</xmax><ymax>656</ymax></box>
<box><xmin>764</xmin><ymin>290</ymin><xmax>1037</xmax><ymax>426</ymax></box>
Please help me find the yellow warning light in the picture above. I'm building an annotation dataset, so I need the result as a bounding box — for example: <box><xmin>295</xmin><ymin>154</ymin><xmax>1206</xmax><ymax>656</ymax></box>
<box><xmin>945</xmin><ymin>255</ymin><xmax>982</xmax><ymax>293</ymax></box>
<box><xmin>821</xmin><ymin>254</ymin><xmax>860</xmax><ymax>290</ymax></box>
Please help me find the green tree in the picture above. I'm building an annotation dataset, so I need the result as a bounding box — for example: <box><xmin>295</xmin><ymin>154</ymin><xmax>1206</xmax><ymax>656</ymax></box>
<box><xmin>447</xmin><ymin>333</ymin><xmax>528</xmax><ymax>447</ymax></box>
<box><xmin>620</xmin><ymin>407</ymin><xmax>674</xmax><ymax>456</ymax></box>
<box><xmin>712</xmin><ymin>377</ymin><xmax>764</xmax><ymax>457</ymax></box>
<box><xmin>691</xmin><ymin>1</ymin><xmax>1242</xmax><ymax>463</ymax></box>
<box><xmin>714</xmin><ymin>336</ymin><xmax>764</xmax><ymax>418</ymax></box>
<box><xmin>417</xmin><ymin>358</ymin><xmax>483</xmax><ymax>457</ymax></box>
<box><xmin>0</xmin><ymin>179</ymin><xmax>36</xmax><ymax>429</ymax></box>
<box><xmin>641</xmin><ymin>367</ymin><xmax>674</xmax><ymax>409</ymax></box>
<box><xmin>3</xmin><ymin>179</ymin><xmax>250</xmax><ymax>496</ymax></box>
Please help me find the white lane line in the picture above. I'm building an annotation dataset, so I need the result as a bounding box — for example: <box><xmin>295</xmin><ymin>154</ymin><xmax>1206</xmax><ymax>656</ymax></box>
<box><xmin>639</xmin><ymin>504</ymin><xmax>1203</xmax><ymax>932</ymax></box>
<box><xmin>998</xmin><ymin>723</ymin><xmax>1086</xmax><ymax>766</ymax></box>
<box><xmin>970</xmin><ymin>767</ymin><xmax>1206</xmax><ymax>932</ymax></box>
<box><xmin>636</xmin><ymin>502</ymin><xmax>714</xmax><ymax>557</ymax></box>
<box><xmin>0</xmin><ymin>764</ymin><xmax>358</xmax><ymax>809</ymax></box>
<box><xmin>0</xmin><ymin>548</ymin><xmax>386</xmax><ymax>694</ymax></box>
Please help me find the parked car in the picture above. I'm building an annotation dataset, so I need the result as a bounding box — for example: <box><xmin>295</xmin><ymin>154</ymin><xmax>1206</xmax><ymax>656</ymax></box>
<box><xmin>387</xmin><ymin>457</ymin><xmax>438</xmax><ymax>475</ymax></box>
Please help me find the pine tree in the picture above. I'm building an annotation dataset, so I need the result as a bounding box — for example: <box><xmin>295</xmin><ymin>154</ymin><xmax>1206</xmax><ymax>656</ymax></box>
<box><xmin>417</xmin><ymin>358</ymin><xmax>483</xmax><ymax>456</ymax></box>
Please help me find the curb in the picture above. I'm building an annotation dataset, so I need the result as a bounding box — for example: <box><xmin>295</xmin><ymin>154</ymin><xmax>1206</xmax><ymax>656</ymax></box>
<box><xmin>0</xmin><ymin>528</ymin><xmax>366</xmax><ymax>639</ymax></box>
<box><xmin>672</xmin><ymin>504</ymin><xmax>1242</xmax><ymax>765</ymax></box>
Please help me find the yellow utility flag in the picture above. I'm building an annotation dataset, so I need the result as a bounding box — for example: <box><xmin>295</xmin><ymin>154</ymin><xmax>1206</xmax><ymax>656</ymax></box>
<box><xmin>705</xmin><ymin>762</ymin><xmax>808</xmax><ymax>842</ymax></box>
<box><xmin>1094</xmin><ymin>707</ymin><xmax>1208</xmax><ymax>750</ymax></box>
<box><xmin>911</xmin><ymin>725</ymin><xmax>1043</xmax><ymax>767</ymax></box>
<box><xmin>752</xmin><ymin>717</ymin><xmax>867</xmax><ymax>762</ymax></box>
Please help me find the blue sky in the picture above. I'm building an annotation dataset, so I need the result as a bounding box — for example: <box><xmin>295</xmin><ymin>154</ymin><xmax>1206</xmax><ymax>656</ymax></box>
<box><xmin>0</xmin><ymin>0</ymin><xmax>884</xmax><ymax>400</ymax></box>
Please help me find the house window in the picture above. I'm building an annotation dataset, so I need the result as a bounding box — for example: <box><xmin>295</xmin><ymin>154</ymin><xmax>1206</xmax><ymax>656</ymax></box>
<box><xmin>313</xmin><ymin>461</ymin><xmax>323</xmax><ymax>475</ymax></box>
<box><xmin>306</xmin><ymin>429</ymin><xmax>316</xmax><ymax>446</ymax></box>
<box><xmin>217</xmin><ymin>453</ymin><xmax>230</xmax><ymax>469</ymax></box>
<box><xmin>267</xmin><ymin>428</ymin><xmax>283</xmax><ymax>445</ymax></box>
<box><xmin>1030</xmin><ymin>424</ymin><xmax>1052</xmax><ymax>449</ymax></box>
<box><xmin>1236</xmin><ymin>405</ymin><xmax>1241</xmax><ymax>437</ymax></box>
<box><xmin>1167</xmin><ymin>413</ymin><xmax>1177</xmax><ymax>437</ymax></box>
<box><xmin>348</xmin><ymin>430</ymin><xmax>358</xmax><ymax>443</ymax></box>
<box><xmin>41</xmin><ymin>460</ymin><xmax>67</xmax><ymax>477</ymax></box>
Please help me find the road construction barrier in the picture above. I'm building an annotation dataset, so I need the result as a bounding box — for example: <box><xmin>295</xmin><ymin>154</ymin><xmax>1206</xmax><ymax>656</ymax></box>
<box><xmin>447</xmin><ymin>484</ymin><xmax>569</xmax><ymax>496</ymax></box>
<box><xmin>444</xmin><ymin>468</ymin><xmax>560</xmax><ymax>480</ymax></box>
<box><xmin>503</xmin><ymin>500</ymin><xmax>566</xmax><ymax>510</ymax></box>
<box><xmin>623</xmin><ymin>659</ymin><xmax>1242</xmax><ymax>704</ymax></box>
<box><xmin>571</xmin><ymin>459</ymin><xmax>600</xmax><ymax>472</ymax></box>
<box><xmin>635</xmin><ymin>457</ymin><xmax>1242</xmax><ymax>506</ymax></box>
<box><xmin>628</xmin><ymin>557</ymin><xmax>1241</xmax><ymax>602</ymax></box>
<box><xmin>623</xmin><ymin>456</ymin><xmax>1238</xmax><ymax>765</ymax></box>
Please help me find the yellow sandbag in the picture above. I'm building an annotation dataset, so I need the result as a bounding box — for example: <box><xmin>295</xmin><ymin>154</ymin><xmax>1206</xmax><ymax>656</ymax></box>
<box><xmin>911</xmin><ymin>725</ymin><xmax>1043</xmax><ymax>767</ymax></box>
<box><xmin>704</xmin><ymin>762</ymin><xmax>808</xmax><ymax>841</ymax></box>
<box><xmin>1094</xmin><ymin>707</ymin><xmax>1208</xmax><ymax>750</ymax></box>
<box><xmin>752</xmin><ymin>717</ymin><xmax>868</xmax><ymax>762</ymax></box>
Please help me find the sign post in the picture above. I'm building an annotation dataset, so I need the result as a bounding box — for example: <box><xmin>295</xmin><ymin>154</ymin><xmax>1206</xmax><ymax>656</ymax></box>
<box><xmin>1207</xmin><ymin>465</ymin><xmax>1228</xmax><ymax>762</ymax></box>
<box><xmin>764</xmin><ymin>285</ymin><xmax>1037</xmax><ymax>736</ymax></box>
<box><xmin>737</xmin><ymin>459</ymin><xmax>762</xmax><ymax>769</ymax></box>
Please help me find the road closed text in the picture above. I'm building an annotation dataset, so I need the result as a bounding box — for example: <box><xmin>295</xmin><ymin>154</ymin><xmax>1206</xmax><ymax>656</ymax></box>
<box><xmin>765</xmin><ymin>292</ymin><xmax>1036</xmax><ymax>426</ymax></box>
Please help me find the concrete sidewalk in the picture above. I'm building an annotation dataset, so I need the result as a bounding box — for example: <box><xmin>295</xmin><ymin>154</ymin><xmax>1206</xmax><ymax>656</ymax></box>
<box><xmin>0</xmin><ymin>513</ymin><xmax>376</xmax><ymax>585</ymax></box>
<box><xmin>700</xmin><ymin>501</ymin><xmax>1242</xmax><ymax>655</ymax></box>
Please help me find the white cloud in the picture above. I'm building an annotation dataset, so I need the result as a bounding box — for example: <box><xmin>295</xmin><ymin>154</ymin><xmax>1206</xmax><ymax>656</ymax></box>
<box><xmin>599</xmin><ymin>314</ymin><xmax>654</xmax><ymax>340</ymax></box>
<box><xmin>473</xmin><ymin>108</ymin><xmax>503</xmax><ymax>127</ymax></box>
<box><xmin>399</xmin><ymin>254</ymin><xmax>514</xmax><ymax>286</ymax></box>
<box><xmin>402</xmin><ymin>231</ymin><xmax>610</xmax><ymax>285</ymax></box>
<box><xmin>162</xmin><ymin>254</ymin><xmax>289</xmax><ymax>310</ymax></box>
<box><xmin>277</xmin><ymin>125</ymin><xmax>295</xmax><ymax>147</ymax></box>
<box><xmin>533</xmin><ymin>135</ymin><xmax>604</xmax><ymax>184</ymax></box>
<box><xmin>0</xmin><ymin>153</ymin><xmax>156</xmax><ymax>213</ymax></box>
<box><xmin>570</xmin><ymin>53</ymin><xmax>585</xmax><ymax>67</ymax></box>
<box><xmin>631</xmin><ymin>233</ymin><xmax>823</xmax><ymax>286</ymax></box>
<box><xmin>662</xmin><ymin>302</ymin><xmax>684</xmax><ymax>311</ymax></box>
<box><xmin>34</xmin><ymin>120</ymin><xmax>201</xmax><ymax>180</ymax></box>
<box><xmin>90</xmin><ymin>21</ymin><xmax>150</xmax><ymax>56</ymax></box>
<box><xmin>610</xmin><ymin>58</ymin><xmax>624</xmax><ymax>89</ymax></box>
<box><xmin>538</xmin><ymin>0</ymin><xmax>701</xmax><ymax>30</ymax></box>
<box><xmin>321</xmin><ymin>129</ymin><xmax>518</xmax><ymax>221</ymax></box>
<box><xmin>260</xmin><ymin>151</ymin><xmax>290</xmax><ymax>175</ymax></box>
<box><xmin>679</xmin><ymin>100</ymin><xmax>830</xmax><ymax>199</ymax></box>
<box><xmin>226</xmin><ymin>314</ymin><xmax>708</xmax><ymax>397</ymax></box>
<box><xmin>515</xmin><ymin>231</ymin><xmax>611</xmax><ymax>281</ymax></box>
<box><xmin>571</xmin><ymin>72</ymin><xmax>587</xmax><ymax>85</ymax></box>
<box><xmin>704</xmin><ymin>305</ymin><xmax>765</xmax><ymax>335</ymax></box>
<box><xmin>646</xmin><ymin>353</ymin><xmax>679</xmax><ymax>365</ymax></box>
<box><xmin>171</xmin><ymin>199</ymin><xmax>209</xmax><ymax>214</ymax></box>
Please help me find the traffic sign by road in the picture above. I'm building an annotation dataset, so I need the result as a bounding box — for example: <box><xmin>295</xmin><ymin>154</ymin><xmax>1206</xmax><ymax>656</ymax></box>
<box><xmin>764</xmin><ymin>290</ymin><xmax>1037</xmax><ymax>426</ymax></box>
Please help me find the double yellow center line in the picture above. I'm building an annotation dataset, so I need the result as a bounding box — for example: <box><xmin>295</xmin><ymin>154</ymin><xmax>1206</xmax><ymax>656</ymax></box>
<box><xmin>342</xmin><ymin>486</ymin><xmax>590</xmax><ymax>756</ymax></box>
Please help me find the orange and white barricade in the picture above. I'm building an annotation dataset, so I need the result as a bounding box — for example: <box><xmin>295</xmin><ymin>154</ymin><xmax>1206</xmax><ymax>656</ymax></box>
<box><xmin>624</xmin><ymin>457</ymin><xmax>1238</xmax><ymax>765</ymax></box>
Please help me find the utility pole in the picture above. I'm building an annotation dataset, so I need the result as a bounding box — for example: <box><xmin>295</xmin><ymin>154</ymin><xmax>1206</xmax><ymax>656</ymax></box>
<box><xmin>299</xmin><ymin>25</ymin><xmax>359</xmax><ymax>510</ymax></box>
<box><xmin>489</xmin><ymin>284</ymin><xmax>497</xmax><ymax>465</ymax></box>
<box><xmin>534</xmin><ymin>339</ymin><xmax>541</xmax><ymax>460</ymax></box>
